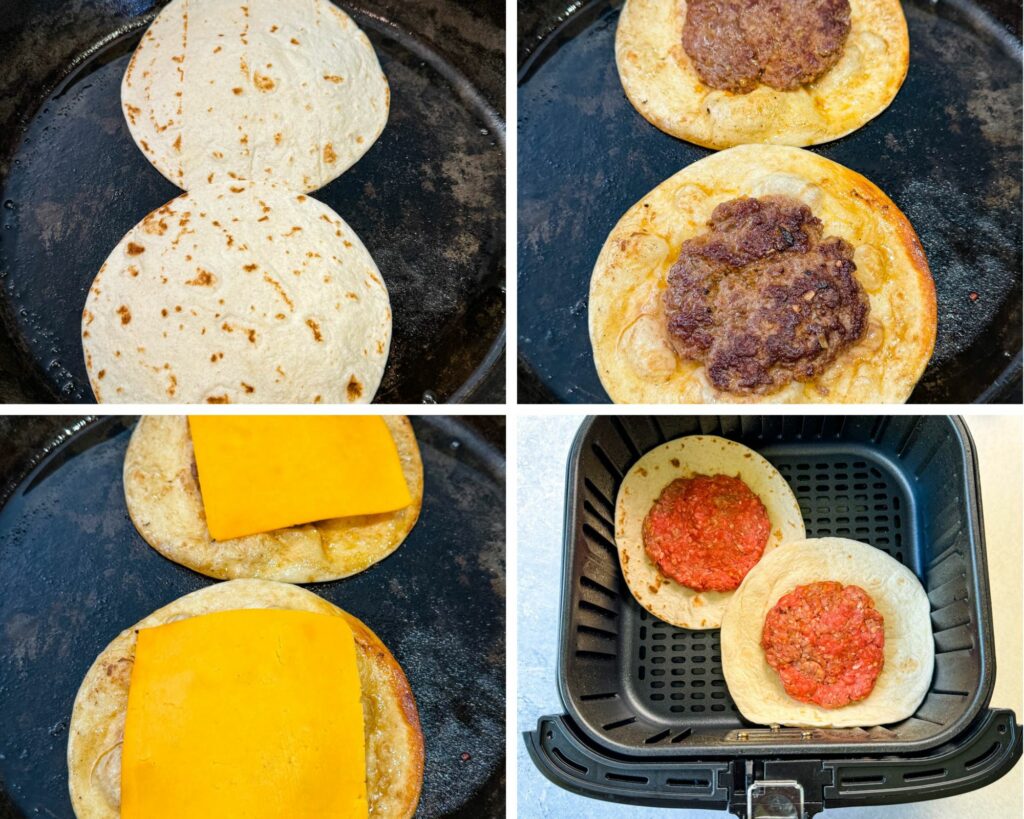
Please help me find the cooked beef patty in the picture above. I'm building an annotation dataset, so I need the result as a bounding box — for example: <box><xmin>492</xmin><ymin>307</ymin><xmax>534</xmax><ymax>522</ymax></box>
<box><xmin>663</xmin><ymin>195</ymin><xmax>868</xmax><ymax>394</ymax></box>
<box><xmin>681</xmin><ymin>0</ymin><xmax>852</xmax><ymax>94</ymax></box>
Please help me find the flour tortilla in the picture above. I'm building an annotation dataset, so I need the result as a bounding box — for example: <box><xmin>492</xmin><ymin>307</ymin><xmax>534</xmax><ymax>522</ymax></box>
<box><xmin>589</xmin><ymin>144</ymin><xmax>936</xmax><ymax>403</ymax></box>
<box><xmin>616</xmin><ymin>0</ymin><xmax>908</xmax><ymax>149</ymax></box>
<box><xmin>82</xmin><ymin>181</ymin><xmax>391</xmax><ymax>404</ymax></box>
<box><xmin>67</xmin><ymin>580</ymin><xmax>423</xmax><ymax>819</ymax></box>
<box><xmin>615</xmin><ymin>435</ymin><xmax>805</xmax><ymax>629</ymax></box>
<box><xmin>123</xmin><ymin>415</ymin><xmax>422</xmax><ymax>582</ymax></box>
<box><xmin>721</xmin><ymin>538</ymin><xmax>934</xmax><ymax>727</ymax></box>
<box><xmin>123</xmin><ymin>0</ymin><xmax>389</xmax><ymax>192</ymax></box>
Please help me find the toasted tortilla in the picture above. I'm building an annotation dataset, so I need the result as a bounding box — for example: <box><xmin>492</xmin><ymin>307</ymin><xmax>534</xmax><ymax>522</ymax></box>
<box><xmin>82</xmin><ymin>181</ymin><xmax>391</xmax><ymax>404</ymax></box>
<box><xmin>721</xmin><ymin>538</ymin><xmax>934</xmax><ymax>727</ymax></box>
<box><xmin>589</xmin><ymin>144</ymin><xmax>936</xmax><ymax>403</ymax></box>
<box><xmin>616</xmin><ymin>0</ymin><xmax>909</xmax><ymax>149</ymax></box>
<box><xmin>615</xmin><ymin>435</ymin><xmax>805</xmax><ymax>629</ymax></box>
<box><xmin>123</xmin><ymin>0</ymin><xmax>389</xmax><ymax>192</ymax></box>
<box><xmin>123</xmin><ymin>415</ymin><xmax>422</xmax><ymax>582</ymax></box>
<box><xmin>67</xmin><ymin>580</ymin><xmax>423</xmax><ymax>818</ymax></box>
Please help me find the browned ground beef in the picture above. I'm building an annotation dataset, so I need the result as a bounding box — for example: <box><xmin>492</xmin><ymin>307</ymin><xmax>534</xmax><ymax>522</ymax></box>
<box><xmin>663</xmin><ymin>196</ymin><xmax>868</xmax><ymax>394</ymax></box>
<box><xmin>681</xmin><ymin>0</ymin><xmax>852</xmax><ymax>94</ymax></box>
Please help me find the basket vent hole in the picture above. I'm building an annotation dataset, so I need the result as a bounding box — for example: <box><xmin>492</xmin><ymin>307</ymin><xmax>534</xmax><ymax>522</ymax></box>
<box><xmin>605</xmin><ymin>772</ymin><xmax>648</xmax><ymax>784</ymax></box>
<box><xmin>667</xmin><ymin>777</ymin><xmax>710</xmax><ymax>788</ymax></box>
<box><xmin>965</xmin><ymin>742</ymin><xmax>1001</xmax><ymax>771</ymax></box>
<box><xmin>552</xmin><ymin>747</ymin><xmax>587</xmax><ymax>775</ymax></box>
<box><xmin>644</xmin><ymin>729</ymin><xmax>670</xmax><ymax>744</ymax></box>
<box><xmin>903</xmin><ymin>768</ymin><xmax>947</xmax><ymax>783</ymax></box>
<box><xmin>841</xmin><ymin>774</ymin><xmax>886</xmax><ymax>786</ymax></box>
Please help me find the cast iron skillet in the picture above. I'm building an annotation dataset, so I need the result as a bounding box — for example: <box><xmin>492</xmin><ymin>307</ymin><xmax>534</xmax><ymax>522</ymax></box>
<box><xmin>0</xmin><ymin>0</ymin><xmax>506</xmax><ymax>404</ymax></box>
<box><xmin>0</xmin><ymin>414</ymin><xmax>505</xmax><ymax>818</ymax></box>
<box><xmin>518</xmin><ymin>0</ymin><xmax>1022</xmax><ymax>404</ymax></box>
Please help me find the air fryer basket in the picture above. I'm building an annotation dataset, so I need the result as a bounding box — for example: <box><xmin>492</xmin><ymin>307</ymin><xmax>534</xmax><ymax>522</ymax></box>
<box><xmin>525</xmin><ymin>416</ymin><xmax>1022</xmax><ymax>815</ymax></box>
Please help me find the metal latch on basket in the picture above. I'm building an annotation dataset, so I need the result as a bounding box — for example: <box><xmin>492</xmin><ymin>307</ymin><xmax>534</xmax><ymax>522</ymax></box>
<box><xmin>728</xmin><ymin>723</ymin><xmax>815</xmax><ymax>742</ymax></box>
<box><xmin>746</xmin><ymin>780</ymin><xmax>804</xmax><ymax>818</ymax></box>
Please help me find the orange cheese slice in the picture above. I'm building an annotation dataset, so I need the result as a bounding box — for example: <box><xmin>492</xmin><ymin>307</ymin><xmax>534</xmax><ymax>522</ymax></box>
<box><xmin>121</xmin><ymin>608</ymin><xmax>367</xmax><ymax>818</ymax></box>
<box><xmin>187</xmin><ymin>415</ymin><xmax>412</xmax><ymax>540</ymax></box>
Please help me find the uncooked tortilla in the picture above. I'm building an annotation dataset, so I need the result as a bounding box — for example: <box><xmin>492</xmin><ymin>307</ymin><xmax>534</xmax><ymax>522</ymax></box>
<box><xmin>615</xmin><ymin>435</ymin><xmax>805</xmax><ymax>629</ymax></box>
<box><xmin>720</xmin><ymin>538</ymin><xmax>934</xmax><ymax>727</ymax></box>
<box><xmin>82</xmin><ymin>180</ymin><xmax>391</xmax><ymax>404</ymax></box>
<box><xmin>122</xmin><ymin>0</ymin><xmax>389</xmax><ymax>192</ymax></box>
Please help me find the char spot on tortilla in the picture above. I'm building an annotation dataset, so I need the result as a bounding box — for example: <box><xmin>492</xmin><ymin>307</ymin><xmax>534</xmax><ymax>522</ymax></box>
<box><xmin>210</xmin><ymin>352</ymin><xmax>223</xmax><ymax>362</ymax></box>
<box><xmin>290</xmin><ymin>37</ymin><xmax>300</xmax><ymax>45</ymax></box>
<box><xmin>229</xmin><ymin>185</ymin><xmax>246</xmax><ymax>193</ymax></box>
<box><xmin>253</xmin><ymin>72</ymin><xmax>275</xmax><ymax>91</ymax></box>
<box><xmin>670</xmin><ymin>458</ymin><xmax>680</xmax><ymax>467</ymax></box>
<box><xmin>126</xmin><ymin>242</ymin><xmax>145</xmax><ymax>255</ymax></box>
<box><xmin>97</xmin><ymin>369</ymin><xmax>106</xmax><ymax>379</ymax></box>
<box><xmin>232</xmin><ymin>87</ymin><xmax>243</xmax><ymax>95</ymax></box>
<box><xmin>243</xmin><ymin>263</ymin><xmax>258</xmax><ymax>271</ymax></box>
<box><xmin>347</xmin><ymin>377</ymin><xmax>363</xmax><ymax>400</ymax></box>
<box><xmin>206</xmin><ymin>395</ymin><xmax>230</xmax><ymax>404</ymax></box>
<box><xmin>247</xmin><ymin>329</ymin><xmax>257</xmax><ymax>344</ymax></box>
<box><xmin>323</xmin><ymin>143</ymin><xmax>338</xmax><ymax>164</ymax></box>
<box><xmin>173</xmin><ymin>134</ymin><xmax>182</xmax><ymax>151</ymax></box>
<box><xmin>129</xmin><ymin>266</ymin><xmax>139</xmax><ymax>277</ymax></box>
<box><xmin>117</xmin><ymin>306</ymin><xmax>132</xmax><ymax>325</ymax></box>
<box><xmin>306</xmin><ymin>318</ymin><xmax>323</xmax><ymax>342</ymax></box>
<box><xmin>186</xmin><ymin>269</ymin><xmax>215</xmax><ymax>286</ymax></box>
<box><xmin>241</xmin><ymin>382</ymin><xmax>255</xmax><ymax>394</ymax></box>
<box><xmin>323</xmin><ymin>74</ymin><xmax>344</xmax><ymax>83</ymax></box>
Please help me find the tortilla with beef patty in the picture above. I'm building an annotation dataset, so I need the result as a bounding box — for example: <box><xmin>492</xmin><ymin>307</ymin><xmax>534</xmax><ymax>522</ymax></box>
<box><xmin>615</xmin><ymin>435</ymin><xmax>805</xmax><ymax>629</ymax></box>
<box><xmin>721</xmin><ymin>538</ymin><xmax>934</xmax><ymax>728</ymax></box>
<box><xmin>123</xmin><ymin>415</ymin><xmax>422</xmax><ymax>582</ymax></box>
<box><xmin>82</xmin><ymin>180</ymin><xmax>391</xmax><ymax>404</ymax></box>
<box><xmin>123</xmin><ymin>0</ymin><xmax>389</xmax><ymax>192</ymax></box>
<box><xmin>589</xmin><ymin>144</ymin><xmax>936</xmax><ymax>404</ymax></box>
<box><xmin>67</xmin><ymin>580</ymin><xmax>423</xmax><ymax>818</ymax></box>
<box><xmin>616</xmin><ymin>0</ymin><xmax>908</xmax><ymax>148</ymax></box>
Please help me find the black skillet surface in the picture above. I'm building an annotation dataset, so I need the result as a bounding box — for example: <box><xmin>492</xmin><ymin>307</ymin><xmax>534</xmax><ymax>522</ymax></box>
<box><xmin>0</xmin><ymin>0</ymin><xmax>505</xmax><ymax>404</ymax></box>
<box><xmin>518</xmin><ymin>0</ymin><xmax>1023</xmax><ymax>404</ymax></box>
<box><xmin>0</xmin><ymin>415</ymin><xmax>506</xmax><ymax>818</ymax></box>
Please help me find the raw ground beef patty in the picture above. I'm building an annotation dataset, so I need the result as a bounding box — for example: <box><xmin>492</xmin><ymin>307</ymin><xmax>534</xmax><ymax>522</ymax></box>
<box><xmin>761</xmin><ymin>581</ymin><xmax>885</xmax><ymax>708</ymax></box>
<box><xmin>642</xmin><ymin>473</ymin><xmax>771</xmax><ymax>592</ymax></box>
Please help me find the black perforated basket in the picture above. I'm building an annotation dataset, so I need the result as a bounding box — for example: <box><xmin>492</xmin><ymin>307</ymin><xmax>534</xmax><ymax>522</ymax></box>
<box><xmin>525</xmin><ymin>416</ymin><xmax>1022</xmax><ymax>816</ymax></box>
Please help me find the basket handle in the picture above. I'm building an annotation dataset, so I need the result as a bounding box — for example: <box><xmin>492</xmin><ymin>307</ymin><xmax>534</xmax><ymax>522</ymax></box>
<box><xmin>525</xmin><ymin>709</ymin><xmax>1022</xmax><ymax>815</ymax></box>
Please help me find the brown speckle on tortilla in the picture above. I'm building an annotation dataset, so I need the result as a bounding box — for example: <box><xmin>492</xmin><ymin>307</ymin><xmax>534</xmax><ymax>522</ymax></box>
<box><xmin>323</xmin><ymin>74</ymin><xmax>344</xmax><ymax>83</ymax></box>
<box><xmin>232</xmin><ymin>87</ymin><xmax>243</xmax><ymax>95</ymax></box>
<box><xmin>306</xmin><ymin>318</ymin><xmax>322</xmax><ymax>342</ymax></box>
<box><xmin>347</xmin><ymin>377</ymin><xmax>363</xmax><ymax>400</ymax></box>
<box><xmin>253</xmin><ymin>73</ymin><xmax>275</xmax><ymax>91</ymax></box>
<box><xmin>241</xmin><ymin>382</ymin><xmax>255</xmax><ymax>394</ymax></box>
<box><xmin>323</xmin><ymin>143</ymin><xmax>337</xmax><ymax>164</ymax></box>
<box><xmin>126</xmin><ymin>242</ymin><xmax>145</xmax><ymax>255</ymax></box>
<box><xmin>206</xmin><ymin>395</ymin><xmax>230</xmax><ymax>404</ymax></box>
<box><xmin>186</xmin><ymin>269</ymin><xmax>215</xmax><ymax>286</ymax></box>
<box><xmin>117</xmin><ymin>306</ymin><xmax>132</xmax><ymax>325</ymax></box>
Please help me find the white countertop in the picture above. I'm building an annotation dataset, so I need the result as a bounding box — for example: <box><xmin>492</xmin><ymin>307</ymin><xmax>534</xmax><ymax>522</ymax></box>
<box><xmin>516</xmin><ymin>414</ymin><xmax>1022</xmax><ymax>818</ymax></box>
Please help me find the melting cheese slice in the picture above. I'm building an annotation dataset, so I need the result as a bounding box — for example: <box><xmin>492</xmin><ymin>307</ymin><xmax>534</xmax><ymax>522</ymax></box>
<box><xmin>188</xmin><ymin>415</ymin><xmax>412</xmax><ymax>540</ymax></box>
<box><xmin>121</xmin><ymin>608</ymin><xmax>367</xmax><ymax>818</ymax></box>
